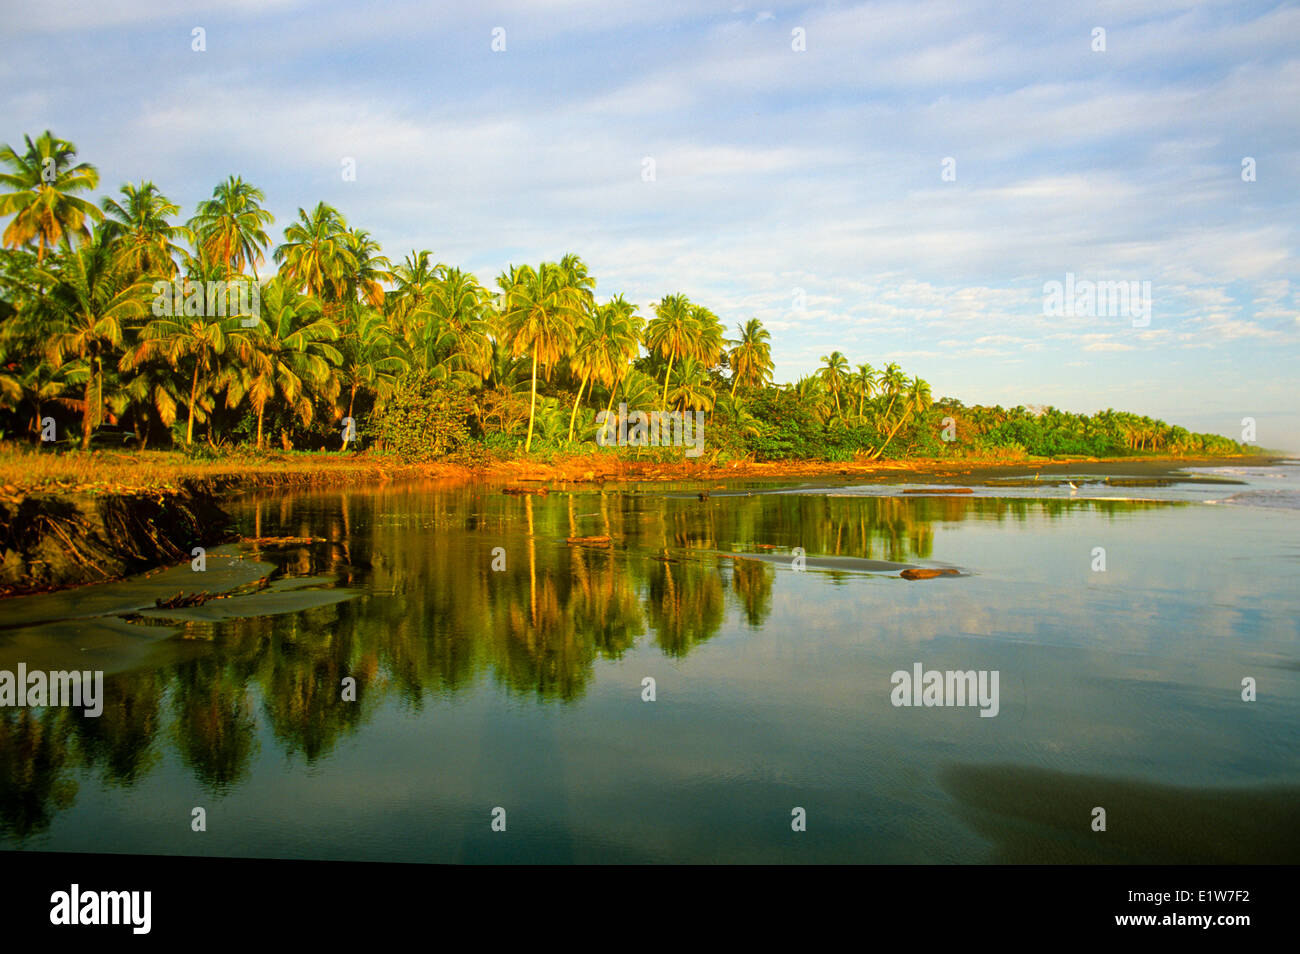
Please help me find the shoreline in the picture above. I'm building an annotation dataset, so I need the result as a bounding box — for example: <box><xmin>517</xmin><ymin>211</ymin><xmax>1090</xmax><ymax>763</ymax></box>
<box><xmin>0</xmin><ymin>448</ymin><xmax>1284</xmax><ymax>499</ymax></box>
<box><xmin>0</xmin><ymin>449</ymin><xmax>1285</xmax><ymax>598</ymax></box>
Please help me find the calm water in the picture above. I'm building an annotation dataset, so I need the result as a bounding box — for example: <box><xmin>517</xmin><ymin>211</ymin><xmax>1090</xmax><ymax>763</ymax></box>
<box><xmin>3</xmin><ymin>463</ymin><xmax>1299</xmax><ymax>863</ymax></box>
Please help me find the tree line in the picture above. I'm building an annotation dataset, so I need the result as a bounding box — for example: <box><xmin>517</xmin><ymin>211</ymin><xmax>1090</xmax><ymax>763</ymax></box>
<box><xmin>0</xmin><ymin>130</ymin><xmax>1246</xmax><ymax>461</ymax></box>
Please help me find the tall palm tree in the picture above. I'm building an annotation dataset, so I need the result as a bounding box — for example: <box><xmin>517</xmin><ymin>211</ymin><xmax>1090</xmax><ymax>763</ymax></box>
<box><xmin>727</xmin><ymin>318</ymin><xmax>772</xmax><ymax>396</ymax></box>
<box><xmin>691</xmin><ymin>304</ymin><xmax>726</xmax><ymax>369</ymax></box>
<box><xmin>336</xmin><ymin>308</ymin><xmax>409</xmax><ymax>448</ymax></box>
<box><xmin>273</xmin><ymin>202</ymin><xmax>352</xmax><ymax>305</ymax></box>
<box><xmin>567</xmin><ymin>294</ymin><xmax>641</xmax><ymax>441</ymax></box>
<box><xmin>388</xmin><ymin>249</ymin><xmax>443</xmax><ymax>340</ymax></box>
<box><xmin>877</xmin><ymin>362</ymin><xmax>908</xmax><ymax>424</ymax></box>
<box><xmin>559</xmin><ymin>252</ymin><xmax>596</xmax><ymax>315</ymax></box>
<box><xmin>819</xmin><ymin>350</ymin><xmax>849</xmax><ymax>419</ymax></box>
<box><xmin>99</xmin><ymin>181</ymin><xmax>193</xmax><ymax>277</ymax></box>
<box><xmin>125</xmin><ymin>276</ymin><xmax>256</xmax><ymax>446</ymax></box>
<box><xmin>231</xmin><ymin>278</ymin><xmax>342</xmax><ymax>448</ymax></box>
<box><xmin>187</xmin><ymin>176</ymin><xmax>274</xmax><ymax>280</ymax></box>
<box><xmin>852</xmin><ymin>362</ymin><xmax>877</xmax><ymax>422</ymax></box>
<box><xmin>416</xmin><ymin>267</ymin><xmax>492</xmax><ymax>382</ymax></box>
<box><xmin>0</xmin><ymin>131</ymin><xmax>102</xmax><ymax>262</ymax></box>
<box><xmin>341</xmin><ymin>227</ymin><xmax>391</xmax><ymax>311</ymax></box>
<box><xmin>870</xmin><ymin>377</ymin><xmax>931</xmax><ymax>459</ymax></box>
<box><xmin>666</xmin><ymin>355</ymin><xmax>716</xmax><ymax>413</ymax></box>
<box><xmin>498</xmin><ymin>262</ymin><xmax>581</xmax><ymax>452</ymax></box>
<box><xmin>645</xmin><ymin>293</ymin><xmax>695</xmax><ymax>406</ymax></box>
<box><xmin>38</xmin><ymin>238</ymin><xmax>149</xmax><ymax>448</ymax></box>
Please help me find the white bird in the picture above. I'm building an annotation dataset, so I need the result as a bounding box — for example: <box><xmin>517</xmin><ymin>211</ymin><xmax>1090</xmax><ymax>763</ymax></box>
<box><xmin>1068</xmin><ymin>481</ymin><xmax>1078</xmax><ymax>494</ymax></box>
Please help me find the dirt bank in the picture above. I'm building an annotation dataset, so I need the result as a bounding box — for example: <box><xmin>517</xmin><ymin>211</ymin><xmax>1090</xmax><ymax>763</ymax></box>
<box><xmin>0</xmin><ymin>486</ymin><xmax>233</xmax><ymax>597</ymax></box>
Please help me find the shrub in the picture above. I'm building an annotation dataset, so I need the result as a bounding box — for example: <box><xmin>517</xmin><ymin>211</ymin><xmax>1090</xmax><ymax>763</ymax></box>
<box><xmin>364</xmin><ymin>371</ymin><xmax>475</xmax><ymax>461</ymax></box>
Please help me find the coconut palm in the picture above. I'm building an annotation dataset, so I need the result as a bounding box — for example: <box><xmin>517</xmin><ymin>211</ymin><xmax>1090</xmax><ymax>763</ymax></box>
<box><xmin>851</xmin><ymin>362</ymin><xmax>877</xmax><ymax>422</ymax></box>
<box><xmin>819</xmin><ymin>350</ymin><xmax>849</xmax><ymax>419</ymax></box>
<box><xmin>231</xmin><ymin>279</ymin><xmax>342</xmax><ymax>447</ymax></box>
<box><xmin>187</xmin><ymin>176</ymin><xmax>274</xmax><ymax>280</ymax></box>
<box><xmin>99</xmin><ymin>182</ymin><xmax>194</xmax><ymax>277</ymax></box>
<box><xmin>691</xmin><ymin>305</ymin><xmax>726</xmax><ymax>369</ymax></box>
<box><xmin>645</xmin><ymin>293</ymin><xmax>695</xmax><ymax>406</ymax></box>
<box><xmin>388</xmin><ymin>250</ymin><xmax>443</xmax><ymax>339</ymax></box>
<box><xmin>273</xmin><ymin>202</ymin><xmax>352</xmax><ymax>304</ymax></box>
<box><xmin>341</xmin><ymin>228</ymin><xmax>391</xmax><ymax>311</ymax></box>
<box><xmin>38</xmin><ymin>238</ymin><xmax>149</xmax><ymax>448</ymax></box>
<box><xmin>124</xmin><ymin>268</ymin><xmax>257</xmax><ymax>446</ymax></box>
<box><xmin>666</xmin><ymin>355</ymin><xmax>716</xmax><ymax>413</ymax></box>
<box><xmin>0</xmin><ymin>131</ymin><xmax>102</xmax><ymax>262</ymax></box>
<box><xmin>877</xmin><ymin>362</ymin><xmax>908</xmax><ymax>424</ymax></box>
<box><xmin>416</xmin><ymin>267</ymin><xmax>492</xmax><ymax>383</ymax></box>
<box><xmin>567</xmin><ymin>294</ymin><xmax>641</xmax><ymax>441</ymax></box>
<box><xmin>870</xmin><ymin>377</ymin><xmax>931</xmax><ymax>459</ymax></box>
<box><xmin>498</xmin><ymin>262</ymin><xmax>581</xmax><ymax>453</ymax></box>
<box><xmin>727</xmin><ymin>318</ymin><xmax>772</xmax><ymax>396</ymax></box>
<box><xmin>336</xmin><ymin>308</ymin><xmax>409</xmax><ymax>448</ymax></box>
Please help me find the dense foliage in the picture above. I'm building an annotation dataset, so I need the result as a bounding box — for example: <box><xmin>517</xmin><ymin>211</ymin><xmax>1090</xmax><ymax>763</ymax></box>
<box><xmin>0</xmin><ymin>130</ymin><xmax>1248</xmax><ymax>462</ymax></box>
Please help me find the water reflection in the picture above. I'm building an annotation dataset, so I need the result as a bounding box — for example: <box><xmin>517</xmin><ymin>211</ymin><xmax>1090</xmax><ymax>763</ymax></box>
<box><xmin>0</xmin><ymin>487</ymin><xmax>1203</xmax><ymax>844</ymax></box>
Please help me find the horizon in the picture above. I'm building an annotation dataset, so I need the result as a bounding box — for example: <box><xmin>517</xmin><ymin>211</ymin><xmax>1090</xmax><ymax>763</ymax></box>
<box><xmin>2</xmin><ymin>0</ymin><xmax>1296</xmax><ymax>450</ymax></box>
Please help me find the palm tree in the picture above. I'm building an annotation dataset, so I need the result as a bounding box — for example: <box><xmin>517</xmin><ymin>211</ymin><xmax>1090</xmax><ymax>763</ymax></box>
<box><xmin>99</xmin><ymin>181</ymin><xmax>193</xmax><ymax>277</ymax></box>
<box><xmin>645</xmin><ymin>293</ymin><xmax>695</xmax><ymax>406</ymax></box>
<box><xmin>870</xmin><ymin>377</ymin><xmax>931</xmax><ymax>459</ymax></box>
<box><xmin>336</xmin><ymin>309</ymin><xmax>408</xmax><ymax>448</ymax></box>
<box><xmin>231</xmin><ymin>278</ymin><xmax>342</xmax><ymax>448</ymax></box>
<box><xmin>0</xmin><ymin>131</ymin><xmax>102</xmax><ymax>262</ymax></box>
<box><xmin>125</xmin><ymin>281</ymin><xmax>256</xmax><ymax>446</ymax></box>
<box><xmin>567</xmin><ymin>294</ymin><xmax>641</xmax><ymax>441</ymax></box>
<box><xmin>666</xmin><ymin>355</ymin><xmax>716</xmax><ymax>413</ymax></box>
<box><xmin>691</xmin><ymin>304</ymin><xmax>726</xmax><ymax>369</ymax></box>
<box><xmin>388</xmin><ymin>249</ymin><xmax>443</xmax><ymax>340</ymax></box>
<box><xmin>559</xmin><ymin>252</ymin><xmax>596</xmax><ymax>314</ymax></box>
<box><xmin>187</xmin><ymin>176</ymin><xmax>274</xmax><ymax>280</ymax></box>
<box><xmin>340</xmin><ymin>227</ymin><xmax>391</xmax><ymax>311</ymax></box>
<box><xmin>852</xmin><ymin>362</ymin><xmax>877</xmax><ymax>422</ymax></box>
<box><xmin>416</xmin><ymin>267</ymin><xmax>492</xmax><ymax>382</ymax></box>
<box><xmin>498</xmin><ymin>262</ymin><xmax>581</xmax><ymax>453</ymax></box>
<box><xmin>877</xmin><ymin>362</ymin><xmax>908</xmax><ymax>424</ymax></box>
<box><xmin>273</xmin><ymin>202</ymin><xmax>352</xmax><ymax>305</ymax></box>
<box><xmin>38</xmin><ymin>239</ymin><xmax>149</xmax><ymax>448</ymax></box>
<box><xmin>818</xmin><ymin>350</ymin><xmax>849</xmax><ymax>419</ymax></box>
<box><xmin>727</xmin><ymin>318</ymin><xmax>772</xmax><ymax>396</ymax></box>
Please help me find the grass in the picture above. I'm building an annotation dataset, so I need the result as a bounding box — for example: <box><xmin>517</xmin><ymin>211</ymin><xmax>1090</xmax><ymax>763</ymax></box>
<box><xmin>0</xmin><ymin>442</ymin><xmax>1270</xmax><ymax>498</ymax></box>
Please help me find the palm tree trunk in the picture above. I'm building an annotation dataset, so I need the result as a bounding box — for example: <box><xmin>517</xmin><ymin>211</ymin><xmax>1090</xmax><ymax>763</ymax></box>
<box><xmin>256</xmin><ymin>405</ymin><xmax>264</xmax><ymax>449</ymax></box>
<box><xmin>343</xmin><ymin>387</ymin><xmax>357</xmax><ymax>449</ymax></box>
<box><xmin>605</xmin><ymin>377</ymin><xmax>620</xmax><ymax>415</ymax></box>
<box><xmin>567</xmin><ymin>372</ymin><xmax>589</xmax><ymax>443</ymax></box>
<box><xmin>525</xmin><ymin>348</ymin><xmax>539</xmax><ymax>453</ymax></box>
<box><xmin>661</xmin><ymin>354</ymin><xmax>674</xmax><ymax>406</ymax></box>
<box><xmin>730</xmin><ymin>371</ymin><xmax>739</xmax><ymax>398</ymax></box>
<box><xmin>186</xmin><ymin>359</ymin><xmax>201</xmax><ymax>446</ymax></box>
<box><xmin>81</xmin><ymin>375</ymin><xmax>94</xmax><ymax>450</ymax></box>
<box><xmin>870</xmin><ymin>406</ymin><xmax>914</xmax><ymax>460</ymax></box>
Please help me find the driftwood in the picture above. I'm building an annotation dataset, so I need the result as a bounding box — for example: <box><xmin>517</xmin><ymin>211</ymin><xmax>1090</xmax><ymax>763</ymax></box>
<box><xmin>566</xmin><ymin>535</ymin><xmax>612</xmax><ymax>547</ymax></box>
<box><xmin>899</xmin><ymin>568</ymin><xmax>961</xmax><ymax>580</ymax></box>
<box><xmin>156</xmin><ymin>590</ymin><xmax>214</xmax><ymax>608</ymax></box>
<box><xmin>902</xmin><ymin>488</ymin><xmax>974</xmax><ymax>494</ymax></box>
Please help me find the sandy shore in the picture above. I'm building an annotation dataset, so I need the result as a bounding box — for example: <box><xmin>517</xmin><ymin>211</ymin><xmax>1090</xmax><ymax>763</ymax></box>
<box><xmin>0</xmin><ymin>447</ymin><xmax>1282</xmax><ymax>500</ymax></box>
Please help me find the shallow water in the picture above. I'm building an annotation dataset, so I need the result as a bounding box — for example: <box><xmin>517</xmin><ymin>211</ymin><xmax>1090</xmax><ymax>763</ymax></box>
<box><xmin>2</xmin><ymin>462</ymin><xmax>1298</xmax><ymax>863</ymax></box>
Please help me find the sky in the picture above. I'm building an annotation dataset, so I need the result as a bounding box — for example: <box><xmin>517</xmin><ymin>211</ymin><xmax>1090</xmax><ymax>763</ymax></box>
<box><xmin>2</xmin><ymin>0</ymin><xmax>1297</xmax><ymax>449</ymax></box>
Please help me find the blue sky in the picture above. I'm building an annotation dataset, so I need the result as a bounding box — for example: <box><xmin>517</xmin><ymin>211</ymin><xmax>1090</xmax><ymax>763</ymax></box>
<box><xmin>3</xmin><ymin>0</ymin><xmax>1297</xmax><ymax>449</ymax></box>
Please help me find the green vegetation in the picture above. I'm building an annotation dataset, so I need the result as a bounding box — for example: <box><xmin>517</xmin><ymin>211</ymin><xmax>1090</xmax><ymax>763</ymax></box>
<box><xmin>0</xmin><ymin>131</ymin><xmax>1249</xmax><ymax>464</ymax></box>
